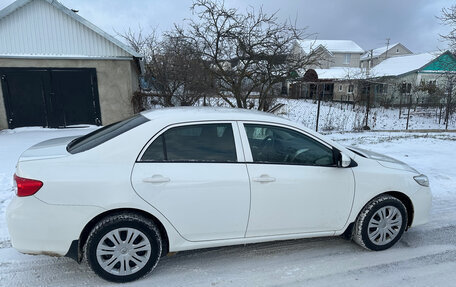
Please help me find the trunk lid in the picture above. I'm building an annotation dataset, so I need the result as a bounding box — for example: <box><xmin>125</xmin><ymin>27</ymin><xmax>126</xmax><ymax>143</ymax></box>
<box><xmin>18</xmin><ymin>136</ymin><xmax>79</xmax><ymax>162</ymax></box>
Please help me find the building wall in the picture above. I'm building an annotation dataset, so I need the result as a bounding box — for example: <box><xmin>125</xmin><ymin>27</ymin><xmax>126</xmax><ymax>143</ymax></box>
<box><xmin>332</xmin><ymin>82</ymin><xmax>359</xmax><ymax>102</ymax></box>
<box><xmin>0</xmin><ymin>58</ymin><xmax>138</xmax><ymax>129</ymax></box>
<box><xmin>360</xmin><ymin>44</ymin><xmax>413</xmax><ymax>68</ymax></box>
<box><xmin>332</xmin><ymin>53</ymin><xmax>362</xmax><ymax>68</ymax></box>
<box><xmin>376</xmin><ymin>72</ymin><xmax>449</xmax><ymax>105</ymax></box>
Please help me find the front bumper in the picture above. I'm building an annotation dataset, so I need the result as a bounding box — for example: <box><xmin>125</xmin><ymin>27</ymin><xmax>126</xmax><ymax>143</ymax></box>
<box><xmin>6</xmin><ymin>195</ymin><xmax>104</xmax><ymax>256</ymax></box>
<box><xmin>410</xmin><ymin>186</ymin><xmax>432</xmax><ymax>227</ymax></box>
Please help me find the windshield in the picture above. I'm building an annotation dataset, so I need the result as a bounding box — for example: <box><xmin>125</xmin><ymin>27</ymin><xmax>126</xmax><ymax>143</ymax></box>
<box><xmin>67</xmin><ymin>114</ymin><xmax>149</xmax><ymax>154</ymax></box>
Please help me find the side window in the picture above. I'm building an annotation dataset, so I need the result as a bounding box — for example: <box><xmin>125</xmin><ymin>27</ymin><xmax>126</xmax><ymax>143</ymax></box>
<box><xmin>141</xmin><ymin>123</ymin><xmax>237</xmax><ymax>162</ymax></box>
<box><xmin>244</xmin><ymin>124</ymin><xmax>335</xmax><ymax>166</ymax></box>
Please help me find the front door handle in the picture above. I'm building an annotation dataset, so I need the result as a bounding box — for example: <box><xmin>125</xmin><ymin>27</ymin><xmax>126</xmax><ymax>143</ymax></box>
<box><xmin>143</xmin><ymin>175</ymin><xmax>170</xmax><ymax>183</ymax></box>
<box><xmin>253</xmin><ymin>175</ymin><xmax>276</xmax><ymax>183</ymax></box>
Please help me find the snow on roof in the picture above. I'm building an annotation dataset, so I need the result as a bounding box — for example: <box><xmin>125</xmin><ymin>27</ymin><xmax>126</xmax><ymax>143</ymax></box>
<box><xmin>314</xmin><ymin>67</ymin><xmax>365</xmax><ymax>80</ymax></box>
<box><xmin>297</xmin><ymin>40</ymin><xmax>364</xmax><ymax>54</ymax></box>
<box><xmin>370</xmin><ymin>53</ymin><xmax>437</xmax><ymax>77</ymax></box>
<box><xmin>360</xmin><ymin>43</ymin><xmax>400</xmax><ymax>60</ymax></box>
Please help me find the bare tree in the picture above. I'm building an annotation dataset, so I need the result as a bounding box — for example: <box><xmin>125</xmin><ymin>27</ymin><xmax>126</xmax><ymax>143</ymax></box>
<box><xmin>439</xmin><ymin>5</ymin><xmax>456</xmax><ymax>51</ymax></box>
<box><xmin>439</xmin><ymin>5</ymin><xmax>456</xmax><ymax>129</ymax></box>
<box><xmin>119</xmin><ymin>29</ymin><xmax>214</xmax><ymax>111</ymax></box>
<box><xmin>183</xmin><ymin>0</ymin><xmax>322</xmax><ymax>111</ymax></box>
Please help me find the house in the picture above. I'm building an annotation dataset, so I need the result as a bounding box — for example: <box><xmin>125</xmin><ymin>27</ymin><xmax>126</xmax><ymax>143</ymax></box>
<box><xmin>294</xmin><ymin>39</ymin><xmax>365</xmax><ymax>68</ymax></box>
<box><xmin>369</xmin><ymin>51</ymin><xmax>456</xmax><ymax>105</ymax></box>
<box><xmin>360</xmin><ymin>42</ymin><xmax>412</xmax><ymax>69</ymax></box>
<box><xmin>0</xmin><ymin>0</ymin><xmax>142</xmax><ymax>129</ymax></box>
<box><xmin>292</xmin><ymin>46</ymin><xmax>456</xmax><ymax>107</ymax></box>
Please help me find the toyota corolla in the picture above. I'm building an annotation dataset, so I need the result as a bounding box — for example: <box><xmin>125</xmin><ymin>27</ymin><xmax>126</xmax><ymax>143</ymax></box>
<box><xmin>7</xmin><ymin>107</ymin><xmax>432</xmax><ymax>282</ymax></box>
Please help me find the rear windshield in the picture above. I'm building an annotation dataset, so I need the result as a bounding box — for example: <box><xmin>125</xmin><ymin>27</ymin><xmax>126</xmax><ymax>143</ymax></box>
<box><xmin>67</xmin><ymin>114</ymin><xmax>149</xmax><ymax>154</ymax></box>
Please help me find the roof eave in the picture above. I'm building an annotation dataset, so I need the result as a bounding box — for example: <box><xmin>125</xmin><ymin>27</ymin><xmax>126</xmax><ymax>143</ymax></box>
<box><xmin>0</xmin><ymin>0</ymin><xmax>143</xmax><ymax>58</ymax></box>
<box><xmin>0</xmin><ymin>54</ymin><xmax>135</xmax><ymax>60</ymax></box>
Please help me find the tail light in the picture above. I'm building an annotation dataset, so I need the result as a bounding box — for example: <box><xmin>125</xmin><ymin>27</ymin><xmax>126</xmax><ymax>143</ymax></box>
<box><xmin>14</xmin><ymin>174</ymin><xmax>43</xmax><ymax>197</ymax></box>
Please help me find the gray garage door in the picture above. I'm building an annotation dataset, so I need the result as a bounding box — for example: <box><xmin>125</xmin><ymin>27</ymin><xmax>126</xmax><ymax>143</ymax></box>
<box><xmin>1</xmin><ymin>68</ymin><xmax>101</xmax><ymax>128</ymax></box>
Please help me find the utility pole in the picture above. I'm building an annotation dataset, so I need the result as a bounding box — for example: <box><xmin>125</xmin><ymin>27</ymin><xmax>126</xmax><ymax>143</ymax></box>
<box><xmin>406</xmin><ymin>92</ymin><xmax>412</xmax><ymax>130</ymax></box>
<box><xmin>364</xmin><ymin>82</ymin><xmax>372</xmax><ymax>129</ymax></box>
<box><xmin>316</xmin><ymin>83</ymin><xmax>323</xmax><ymax>132</ymax></box>
<box><xmin>366</xmin><ymin>49</ymin><xmax>373</xmax><ymax>77</ymax></box>
<box><xmin>385</xmin><ymin>38</ymin><xmax>390</xmax><ymax>60</ymax></box>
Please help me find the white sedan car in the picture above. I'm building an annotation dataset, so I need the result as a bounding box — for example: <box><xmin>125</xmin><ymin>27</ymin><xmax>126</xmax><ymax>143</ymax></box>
<box><xmin>7</xmin><ymin>107</ymin><xmax>431</xmax><ymax>282</ymax></box>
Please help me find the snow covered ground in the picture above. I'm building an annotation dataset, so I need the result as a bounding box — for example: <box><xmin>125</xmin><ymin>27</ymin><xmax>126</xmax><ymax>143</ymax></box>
<box><xmin>279</xmin><ymin>99</ymin><xmax>456</xmax><ymax>131</ymax></box>
<box><xmin>199</xmin><ymin>98</ymin><xmax>456</xmax><ymax>132</ymax></box>
<box><xmin>0</xmin><ymin>116</ymin><xmax>456</xmax><ymax>286</ymax></box>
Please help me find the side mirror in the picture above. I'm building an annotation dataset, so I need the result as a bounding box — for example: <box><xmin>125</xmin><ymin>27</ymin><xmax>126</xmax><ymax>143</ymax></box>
<box><xmin>335</xmin><ymin>149</ymin><xmax>352</xmax><ymax>168</ymax></box>
<box><xmin>340</xmin><ymin>152</ymin><xmax>351</xmax><ymax>168</ymax></box>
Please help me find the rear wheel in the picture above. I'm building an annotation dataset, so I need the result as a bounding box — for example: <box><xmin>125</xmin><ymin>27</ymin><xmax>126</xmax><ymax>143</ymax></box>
<box><xmin>85</xmin><ymin>213</ymin><xmax>162</xmax><ymax>282</ymax></box>
<box><xmin>353</xmin><ymin>195</ymin><xmax>407</xmax><ymax>251</ymax></box>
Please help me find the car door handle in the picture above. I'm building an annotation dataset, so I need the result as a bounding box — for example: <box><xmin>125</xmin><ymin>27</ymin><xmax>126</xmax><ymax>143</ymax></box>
<box><xmin>143</xmin><ymin>175</ymin><xmax>170</xmax><ymax>183</ymax></box>
<box><xmin>252</xmin><ymin>175</ymin><xmax>276</xmax><ymax>183</ymax></box>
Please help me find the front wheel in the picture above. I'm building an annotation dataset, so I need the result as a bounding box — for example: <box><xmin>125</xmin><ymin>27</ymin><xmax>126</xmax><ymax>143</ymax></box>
<box><xmin>353</xmin><ymin>195</ymin><xmax>407</xmax><ymax>251</ymax></box>
<box><xmin>85</xmin><ymin>213</ymin><xmax>162</xmax><ymax>282</ymax></box>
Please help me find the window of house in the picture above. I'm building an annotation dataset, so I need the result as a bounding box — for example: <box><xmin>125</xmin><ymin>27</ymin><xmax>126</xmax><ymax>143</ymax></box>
<box><xmin>348</xmin><ymin>84</ymin><xmax>354</xmax><ymax>93</ymax></box>
<box><xmin>401</xmin><ymin>83</ymin><xmax>412</xmax><ymax>93</ymax></box>
<box><xmin>244</xmin><ymin>124</ymin><xmax>335</xmax><ymax>166</ymax></box>
<box><xmin>141</xmin><ymin>123</ymin><xmax>237</xmax><ymax>162</ymax></box>
<box><xmin>396</xmin><ymin>48</ymin><xmax>400</xmax><ymax>53</ymax></box>
<box><xmin>361</xmin><ymin>62</ymin><xmax>364</xmax><ymax>68</ymax></box>
<box><xmin>339</xmin><ymin>84</ymin><xmax>343</xmax><ymax>92</ymax></box>
<box><xmin>344</xmin><ymin>54</ymin><xmax>351</xmax><ymax>64</ymax></box>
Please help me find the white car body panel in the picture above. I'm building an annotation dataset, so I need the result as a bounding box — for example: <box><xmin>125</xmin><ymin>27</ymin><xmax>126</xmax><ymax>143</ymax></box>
<box><xmin>245</xmin><ymin>163</ymin><xmax>355</xmax><ymax>236</ymax></box>
<box><xmin>6</xmin><ymin>107</ymin><xmax>432</xmax><ymax>258</ymax></box>
<box><xmin>131</xmin><ymin>162</ymin><xmax>251</xmax><ymax>241</ymax></box>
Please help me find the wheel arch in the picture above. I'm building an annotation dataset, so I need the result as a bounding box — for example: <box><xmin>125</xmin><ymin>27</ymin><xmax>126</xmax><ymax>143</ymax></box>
<box><xmin>76</xmin><ymin>208</ymin><xmax>170</xmax><ymax>262</ymax></box>
<box><xmin>343</xmin><ymin>190</ymin><xmax>415</xmax><ymax>238</ymax></box>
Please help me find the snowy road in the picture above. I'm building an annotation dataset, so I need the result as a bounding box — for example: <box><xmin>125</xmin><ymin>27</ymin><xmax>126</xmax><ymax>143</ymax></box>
<box><xmin>0</xmin><ymin>128</ymin><xmax>455</xmax><ymax>286</ymax></box>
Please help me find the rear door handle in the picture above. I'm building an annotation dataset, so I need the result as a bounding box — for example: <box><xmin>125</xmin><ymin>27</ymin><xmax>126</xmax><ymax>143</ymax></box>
<box><xmin>143</xmin><ymin>175</ymin><xmax>170</xmax><ymax>183</ymax></box>
<box><xmin>253</xmin><ymin>175</ymin><xmax>276</xmax><ymax>183</ymax></box>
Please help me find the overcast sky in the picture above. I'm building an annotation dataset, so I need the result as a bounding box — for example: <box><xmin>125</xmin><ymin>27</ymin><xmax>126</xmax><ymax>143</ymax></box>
<box><xmin>0</xmin><ymin>0</ymin><xmax>454</xmax><ymax>53</ymax></box>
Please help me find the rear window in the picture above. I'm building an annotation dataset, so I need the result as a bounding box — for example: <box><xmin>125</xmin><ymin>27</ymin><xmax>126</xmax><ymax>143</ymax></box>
<box><xmin>67</xmin><ymin>114</ymin><xmax>149</xmax><ymax>154</ymax></box>
<box><xmin>141</xmin><ymin>123</ymin><xmax>237</xmax><ymax>162</ymax></box>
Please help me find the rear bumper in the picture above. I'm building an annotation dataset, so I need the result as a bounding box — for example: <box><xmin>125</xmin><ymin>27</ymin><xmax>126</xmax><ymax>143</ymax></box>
<box><xmin>410</xmin><ymin>186</ymin><xmax>432</xmax><ymax>227</ymax></box>
<box><xmin>6</xmin><ymin>196</ymin><xmax>104</xmax><ymax>256</ymax></box>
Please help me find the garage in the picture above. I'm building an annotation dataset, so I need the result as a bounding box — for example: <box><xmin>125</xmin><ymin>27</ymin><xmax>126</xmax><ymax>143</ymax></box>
<box><xmin>1</xmin><ymin>68</ymin><xmax>101</xmax><ymax>128</ymax></box>
<box><xmin>0</xmin><ymin>0</ymin><xmax>142</xmax><ymax>130</ymax></box>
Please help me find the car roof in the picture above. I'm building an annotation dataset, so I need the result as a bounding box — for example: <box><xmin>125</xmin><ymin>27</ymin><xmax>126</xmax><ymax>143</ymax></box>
<box><xmin>140</xmin><ymin>106</ymin><xmax>291</xmax><ymax>124</ymax></box>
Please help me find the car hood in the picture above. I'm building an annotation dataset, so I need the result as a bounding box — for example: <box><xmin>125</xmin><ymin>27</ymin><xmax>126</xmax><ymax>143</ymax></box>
<box><xmin>18</xmin><ymin>136</ymin><xmax>79</xmax><ymax>162</ymax></box>
<box><xmin>348</xmin><ymin>146</ymin><xmax>419</xmax><ymax>174</ymax></box>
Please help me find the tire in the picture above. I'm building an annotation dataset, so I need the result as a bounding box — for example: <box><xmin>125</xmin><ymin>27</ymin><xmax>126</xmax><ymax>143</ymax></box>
<box><xmin>353</xmin><ymin>195</ymin><xmax>407</xmax><ymax>251</ymax></box>
<box><xmin>85</xmin><ymin>213</ymin><xmax>162</xmax><ymax>282</ymax></box>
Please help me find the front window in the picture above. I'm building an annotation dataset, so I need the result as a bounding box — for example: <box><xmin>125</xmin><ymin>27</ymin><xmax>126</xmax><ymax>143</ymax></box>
<box><xmin>348</xmin><ymin>84</ymin><xmax>354</xmax><ymax>93</ymax></box>
<box><xmin>141</xmin><ymin>123</ymin><xmax>237</xmax><ymax>162</ymax></box>
<box><xmin>244</xmin><ymin>124</ymin><xmax>335</xmax><ymax>166</ymax></box>
<box><xmin>344</xmin><ymin>54</ymin><xmax>351</xmax><ymax>64</ymax></box>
